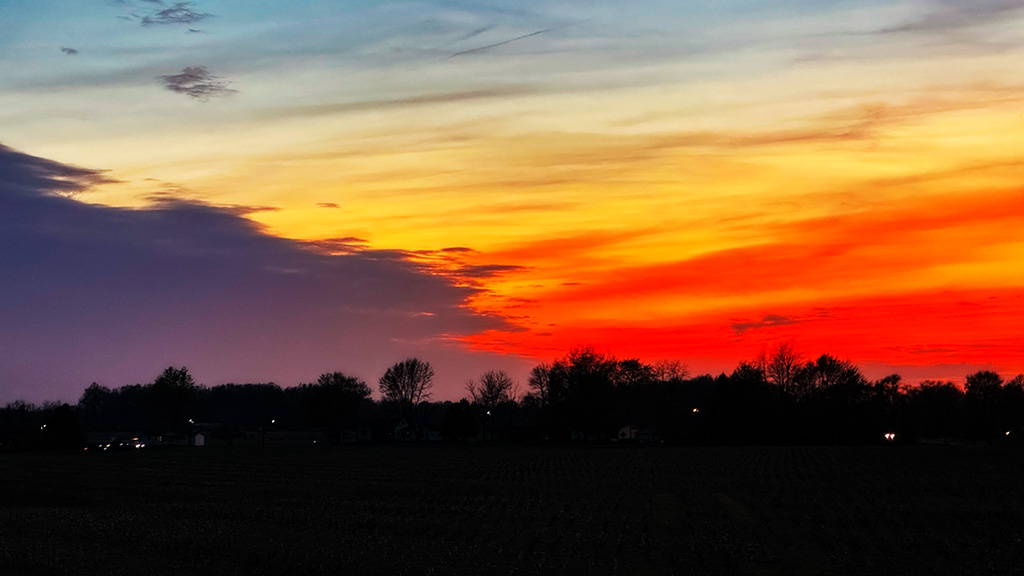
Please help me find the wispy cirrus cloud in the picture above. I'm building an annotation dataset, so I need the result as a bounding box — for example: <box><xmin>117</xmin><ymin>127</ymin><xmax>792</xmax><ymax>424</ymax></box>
<box><xmin>157</xmin><ymin>65</ymin><xmax>236</xmax><ymax>100</ymax></box>
<box><xmin>261</xmin><ymin>86</ymin><xmax>538</xmax><ymax>120</ymax></box>
<box><xmin>873</xmin><ymin>0</ymin><xmax>1024</xmax><ymax>35</ymax></box>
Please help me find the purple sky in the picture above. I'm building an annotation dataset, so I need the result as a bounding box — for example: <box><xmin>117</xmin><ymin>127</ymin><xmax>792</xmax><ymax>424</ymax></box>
<box><xmin>0</xmin><ymin>144</ymin><xmax>529</xmax><ymax>404</ymax></box>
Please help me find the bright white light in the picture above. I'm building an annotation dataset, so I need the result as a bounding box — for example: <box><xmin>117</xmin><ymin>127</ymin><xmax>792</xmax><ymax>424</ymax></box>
<box><xmin>486</xmin><ymin>411</ymin><xmax>491</xmax><ymax>416</ymax></box>
<box><xmin>884</xmin><ymin>433</ymin><xmax>896</xmax><ymax>442</ymax></box>
<box><xmin>692</xmin><ymin>408</ymin><xmax>699</xmax><ymax>413</ymax></box>
<box><xmin>271</xmin><ymin>419</ymin><xmax>276</xmax><ymax>424</ymax></box>
<box><xmin>1007</xmin><ymin>431</ymin><xmax>1012</xmax><ymax>436</ymax></box>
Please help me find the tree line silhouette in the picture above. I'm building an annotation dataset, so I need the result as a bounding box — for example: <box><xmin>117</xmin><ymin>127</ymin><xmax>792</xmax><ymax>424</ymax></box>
<box><xmin>2</xmin><ymin>345</ymin><xmax>1023</xmax><ymax>450</ymax></box>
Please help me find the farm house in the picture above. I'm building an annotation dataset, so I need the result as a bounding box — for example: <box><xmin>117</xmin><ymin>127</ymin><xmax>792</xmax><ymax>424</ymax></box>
<box><xmin>617</xmin><ymin>424</ymin><xmax>659</xmax><ymax>443</ymax></box>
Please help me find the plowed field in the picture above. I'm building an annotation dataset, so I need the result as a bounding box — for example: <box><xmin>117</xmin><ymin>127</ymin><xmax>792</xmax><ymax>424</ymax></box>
<box><xmin>2</xmin><ymin>444</ymin><xmax>1021</xmax><ymax>575</ymax></box>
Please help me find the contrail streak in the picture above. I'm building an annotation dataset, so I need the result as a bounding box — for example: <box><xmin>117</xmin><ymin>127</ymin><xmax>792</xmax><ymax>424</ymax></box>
<box><xmin>449</xmin><ymin>20</ymin><xmax>588</xmax><ymax>58</ymax></box>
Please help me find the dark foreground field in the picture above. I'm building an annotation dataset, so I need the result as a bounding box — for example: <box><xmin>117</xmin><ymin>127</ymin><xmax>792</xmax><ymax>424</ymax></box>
<box><xmin>2</xmin><ymin>443</ymin><xmax>1022</xmax><ymax>575</ymax></box>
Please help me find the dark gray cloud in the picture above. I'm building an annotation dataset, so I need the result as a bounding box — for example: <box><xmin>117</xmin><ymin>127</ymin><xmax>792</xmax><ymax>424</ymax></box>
<box><xmin>157</xmin><ymin>66</ymin><xmax>236</xmax><ymax>99</ymax></box>
<box><xmin>401</xmin><ymin>248</ymin><xmax>526</xmax><ymax>290</ymax></box>
<box><xmin>112</xmin><ymin>1</ymin><xmax>212</xmax><ymax>27</ymax></box>
<box><xmin>454</xmin><ymin>263</ymin><xmax>525</xmax><ymax>279</ymax></box>
<box><xmin>60</xmin><ymin>47</ymin><xmax>79</xmax><ymax>55</ymax></box>
<box><xmin>141</xmin><ymin>2</ymin><xmax>211</xmax><ymax>26</ymax></box>
<box><xmin>730</xmin><ymin>314</ymin><xmax>801</xmax><ymax>335</ymax></box>
<box><xmin>0</xmin><ymin>144</ymin><xmax>511</xmax><ymax>403</ymax></box>
<box><xmin>0</xmin><ymin>143</ymin><xmax>115</xmax><ymax>198</ymax></box>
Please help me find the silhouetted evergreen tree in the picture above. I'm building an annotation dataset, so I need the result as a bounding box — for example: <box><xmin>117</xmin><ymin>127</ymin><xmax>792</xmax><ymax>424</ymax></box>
<box><xmin>299</xmin><ymin>372</ymin><xmax>371</xmax><ymax>443</ymax></box>
<box><xmin>196</xmin><ymin>382</ymin><xmax>285</xmax><ymax>429</ymax></box>
<box><xmin>712</xmin><ymin>361</ymin><xmax>781</xmax><ymax>444</ymax></box>
<box><xmin>536</xmin><ymin>347</ymin><xmax>620</xmax><ymax>439</ymax></box>
<box><xmin>149</xmin><ymin>366</ymin><xmax>198</xmax><ymax>433</ymax></box>
<box><xmin>907</xmin><ymin>380</ymin><xmax>963</xmax><ymax>442</ymax></box>
<box><xmin>40</xmin><ymin>404</ymin><xmax>83</xmax><ymax>449</ymax></box>
<box><xmin>441</xmin><ymin>400</ymin><xmax>477</xmax><ymax>441</ymax></box>
<box><xmin>1001</xmin><ymin>375</ymin><xmax>1024</xmax><ymax>437</ymax></box>
<box><xmin>77</xmin><ymin>382</ymin><xmax>114</xmax><ymax>432</ymax></box>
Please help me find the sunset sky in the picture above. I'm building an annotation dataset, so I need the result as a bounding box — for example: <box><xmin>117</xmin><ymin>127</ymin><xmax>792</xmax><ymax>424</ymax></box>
<box><xmin>3</xmin><ymin>0</ymin><xmax>1024</xmax><ymax>403</ymax></box>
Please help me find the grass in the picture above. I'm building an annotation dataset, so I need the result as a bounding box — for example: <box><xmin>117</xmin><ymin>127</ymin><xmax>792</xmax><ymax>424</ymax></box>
<box><xmin>2</xmin><ymin>443</ymin><xmax>1023</xmax><ymax>575</ymax></box>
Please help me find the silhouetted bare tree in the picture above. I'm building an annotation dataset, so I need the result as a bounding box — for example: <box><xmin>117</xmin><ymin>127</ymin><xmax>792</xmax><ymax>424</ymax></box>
<box><xmin>651</xmin><ymin>359</ymin><xmax>689</xmax><ymax>383</ymax></box>
<box><xmin>795</xmin><ymin>354</ymin><xmax>866</xmax><ymax>402</ymax></box>
<box><xmin>965</xmin><ymin>370</ymin><xmax>1003</xmax><ymax>397</ymax></box>
<box><xmin>761</xmin><ymin>342</ymin><xmax>803</xmax><ymax>397</ymax></box>
<box><xmin>466</xmin><ymin>369</ymin><xmax>517</xmax><ymax>409</ymax></box>
<box><xmin>872</xmin><ymin>374</ymin><xmax>903</xmax><ymax>408</ymax></box>
<box><xmin>467</xmin><ymin>369</ymin><xmax>518</xmax><ymax>440</ymax></box>
<box><xmin>616</xmin><ymin>359</ymin><xmax>657</xmax><ymax>387</ymax></box>
<box><xmin>527</xmin><ymin>363</ymin><xmax>554</xmax><ymax>406</ymax></box>
<box><xmin>379</xmin><ymin>358</ymin><xmax>434</xmax><ymax>439</ymax></box>
<box><xmin>965</xmin><ymin>370</ymin><xmax>1004</xmax><ymax>441</ymax></box>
